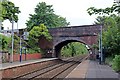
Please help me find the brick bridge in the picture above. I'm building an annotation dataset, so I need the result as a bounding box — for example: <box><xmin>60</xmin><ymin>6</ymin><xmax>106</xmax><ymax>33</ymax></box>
<box><xmin>38</xmin><ymin>24</ymin><xmax>102</xmax><ymax>58</ymax></box>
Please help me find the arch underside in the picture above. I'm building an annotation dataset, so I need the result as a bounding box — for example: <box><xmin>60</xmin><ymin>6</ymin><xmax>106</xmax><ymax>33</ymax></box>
<box><xmin>53</xmin><ymin>37</ymin><xmax>90</xmax><ymax>58</ymax></box>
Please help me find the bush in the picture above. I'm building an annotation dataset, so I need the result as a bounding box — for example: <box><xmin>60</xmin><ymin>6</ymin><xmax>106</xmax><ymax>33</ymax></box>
<box><xmin>112</xmin><ymin>55</ymin><xmax>120</xmax><ymax>72</ymax></box>
<box><xmin>105</xmin><ymin>56</ymin><xmax>114</xmax><ymax>66</ymax></box>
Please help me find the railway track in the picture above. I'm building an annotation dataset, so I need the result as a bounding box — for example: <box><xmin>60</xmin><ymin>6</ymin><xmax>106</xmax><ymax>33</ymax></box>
<box><xmin>12</xmin><ymin>55</ymin><xmax>87</xmax><ymax>80</ymax></box>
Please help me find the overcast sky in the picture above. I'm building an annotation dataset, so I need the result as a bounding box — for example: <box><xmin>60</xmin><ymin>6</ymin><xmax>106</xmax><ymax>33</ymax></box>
<box><xmin>3</xmin><ymin>0</ymin><xmax>114</xmax><ymax>30</ymax></box>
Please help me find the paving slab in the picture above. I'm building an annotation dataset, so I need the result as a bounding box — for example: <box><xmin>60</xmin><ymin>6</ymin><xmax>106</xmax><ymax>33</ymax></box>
<box><xmin>65</xmin><ymin>60</ymin><xmax>119</xmax><ymax>80</ymax></box>
<box><xmin>86</xmin><ymin>60</ymin><xmax>119</xmax><ymax>80</ymax></box>
<box><xmin>66</xmin><ymin>60</ymin><xmax>89</xmax><ymax>78</ymax></box>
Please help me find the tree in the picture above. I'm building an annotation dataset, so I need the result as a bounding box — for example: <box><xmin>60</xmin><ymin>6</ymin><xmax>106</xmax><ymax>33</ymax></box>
<box><xmin>61</xmin><ymin>42</ymin><xmax>88</xmax><ymax>57</ymax></box>
<box><xmin>71</xmin><ymin>44</ymin><xmax>76</xmax><ymax>57</ymax></box>
<box><xmin>102</xmin><ymin>16</ymin><xmax>120</xmax><ymax>56</ymax></box>
<box><xmin>26</xmin><ymin>2</ymin><xmax>70</xmax><ymax>31</ymax></box>
<box><xmin>89</xmin><ymin>13</ymin><xmax>120</xmax><ymax>56</ymax></box>
<box><xmin>87</xmin><ymin>1</ymin><xmax>120</xmax><ymax>16</ymax></box>
<box><xmin>1</xmin><ymin>37</ymin><xmax>7</xmax><ymax>51</ymax></box>
<box><xmin>87</xmin><ymin>1</ymin><xmax>120</xmax><ymax>57</ymax></box>
<box><xmin>0</xmin><ymin>34</ymin><xmax>11</xmax><ymax>51</ymax></box>
<box><xmin>1</xmin><ymin>0</ymin><xmax>20</xmax><ymax>22</ymax></box>
<box><xmin>28</xmin><ymin>24</ymin><xmax>52</xmax><ymax>52</ymax></box>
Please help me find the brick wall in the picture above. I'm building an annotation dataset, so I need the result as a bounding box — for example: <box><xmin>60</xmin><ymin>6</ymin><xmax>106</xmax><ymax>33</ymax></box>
<box><xmin>2</xmin><ymin>53</ymin><xmax>42</xmax><ymax>63</ymax></box>
<box><xmin>1</xmin><ymin>59</ymin><xmax>58</xmax><ymax>78</ymax></box>
<box><xmin>13</xmin><ymin>53</ymin><xmax>41</xmax><ymax>62</ymax></box>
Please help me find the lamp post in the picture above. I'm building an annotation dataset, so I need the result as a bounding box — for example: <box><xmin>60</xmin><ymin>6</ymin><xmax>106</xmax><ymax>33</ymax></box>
<box><xmin>20</xmin><ymin>35</ymin><xmax>22</xmax><ymax>62</ymax></box>
<box><xmin>100</xmin><ymin>25</ymin><xmax>103</xmax><ymax>63</ymax></box>
<box><xmin>99</xmin><ymin>25</ymin><xmax>103</xmax><ymax>64</ymax></box>
<box><xmin>11</xmin><ymin>18</ymin><xmax>14</xmax><ymax>63</ymax></box>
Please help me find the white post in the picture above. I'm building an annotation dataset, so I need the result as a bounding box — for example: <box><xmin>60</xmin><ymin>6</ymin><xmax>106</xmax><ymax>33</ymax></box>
<box><xmin>98</xmin><ymin>34</ymin><xmax>101</xmax><ymax>64</ymax></box>
<box><xmin>11</xmin><ymin>19</ymin><xmax>14</xmax><ymax>63</ymax></box>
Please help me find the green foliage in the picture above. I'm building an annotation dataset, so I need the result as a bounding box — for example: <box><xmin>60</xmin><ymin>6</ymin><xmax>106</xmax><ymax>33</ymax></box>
<box><xmin>87</xmin><ymin>2</ymin><xmax>120</xmax><ymax>72</ymax></box>
<box><xmin>26</xmin><ymin>2</ymin><xmax>69</xmax><ymax>31</ymax></box>
<box><xmin>101</xmin><ymin>15</ymin><xmax>120</xmax><ymax>56</ymax></box>
<box><xmin>105</xmin><ymin>56</ymin><xmax>114</xmax><ymax>66</ymax></box>
<box><xmin>87</xmin><ymin>1</ymin><xmax>120</xmax><ymax>16</ymax></box>
<box><xmin>0</xmin><ymin>34</ymin><xmax>7</xmax><ymax>50</ymax></box>
<box><xmin>1</xmin><ymin>37</ymin><xmax>7</xmax><ymax>50</ymax></box>
<box><xmin>89</xmin><ymin>11</ymin><xmax>120</xmax><ymax>57</ymax></box>
<box><xmin>92</xmin><ymin>44</ymin><xmax>99</xmax><ymax>50</ymax></box>
<box><xmin>61</xmin><ymin>42</ymin><xmax>88</xmax><ymax>57</ymax></box>
<box><xmin>0</xmin><ymin>1</ymin><xmax>3</xmax><ymax>20</ymax></box>
<box><xmin>0</xmin><ymin>34</ymin><xmax>21</xmax><ymax>53</ymax></box>
<box><xmin>112</xmin><ymin>55</ymin><xmax>120</xmax><ymax>72</ymax></box>
<box><xmin>28</xmin><ymin>24</ymin><xmax>52</xmax><ymax>53</ymax></box>
<box><xmin>87</xmin><ymin>1</ymin><xmax>120</xmax><ymax>57</ymax></box>
<box><xmin>1</xmin><ymin>0</ymin><xmax>20</xmax><ymax>22</ymax></box>
<box><xmin>29</xmin><ymin>24</ymin><xmax>52</xmax><ymax>40</ymax></box>
<box><xmin>0</xmin><ymin>33</ymin><xmax>42</xmax><ymax>54</ymax></box>
<box><xmin>0</xmin><ymin>34</ymin><xmax>10</xmax><ymax>51</ymax></box>
<box><xmin>27</xmin><ymin>49</ymin><xmax>40</xmax><ymax>54</ymax></box>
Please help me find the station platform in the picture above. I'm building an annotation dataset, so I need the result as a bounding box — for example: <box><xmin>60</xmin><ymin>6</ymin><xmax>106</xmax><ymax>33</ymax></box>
<box><xmin>0</xmin><ymin>58</ymin><xmax>57</xmax><ymax>70</ymax></box>
<box><xmin>0</xmin><ymin>58</ymin><xmax>119</xmax><ymax>80</ymax></box>
<box><xmin>66</xmin><ymin>60</ymin><xmax>119</xmax><ymax>80</ymax></box>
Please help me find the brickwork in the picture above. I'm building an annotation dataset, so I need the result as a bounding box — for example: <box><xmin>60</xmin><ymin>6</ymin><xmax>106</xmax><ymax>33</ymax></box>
<box><xmin>38</xmin><ymin>24</ymin><xmax>102</xmax><ymax>57</ymax></box>
<box><xmin>13</xmin><ymin>53</ymin><xmax>41</xmax><ymax>62</ymax></box>
<box><xmin>2</xmin><ymin>53</ymin><xmax>41</xmax><ymax>63</ymax></box>
<box><xmin>1</xmin><ymin>60</ymin><xmax>58</xmax><ymax>78</ymax></box>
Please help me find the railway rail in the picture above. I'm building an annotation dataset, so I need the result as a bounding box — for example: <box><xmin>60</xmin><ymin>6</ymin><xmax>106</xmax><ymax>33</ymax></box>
<box><xmin>12</xmin><ymin>55</ymin><xmax>88</xmax><ymax>80</ymax></box>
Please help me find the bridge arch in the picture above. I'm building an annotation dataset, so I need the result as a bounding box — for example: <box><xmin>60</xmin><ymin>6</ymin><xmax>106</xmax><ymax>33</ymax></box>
<box><xmin>38</xmin><ymin>25</ymin><xmax>102</xmax><ymax>58</ymax></box>
<box><xmin>53</xmin><ymin>38</ymin><xmax>91</xmax><ymax>58</ymax></box>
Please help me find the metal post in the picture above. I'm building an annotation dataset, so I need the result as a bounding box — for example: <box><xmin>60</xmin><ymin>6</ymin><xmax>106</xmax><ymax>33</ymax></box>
<box><xmin>100</xmin><ymin>25</ymin><xmax>103</xmax><ymax>63</ymax></box>
<box><xmin>20</xmin><ymin>36</ymin><xmax>22</xmax><ymax>62</ymax></box>
<box><xmin>11</xmin><ymin>19</ymin><xmax>14</xmax><ymax>63</ymax></box>
<box><xmin>52</xmin><ymin>47</ymin><xmax>55</xmax><ymax>57</ymax></box>
<box><xmin>25</xmin><ymin>47</ymin><xmax>26</xmax><ymax>60</ymax></box>
<box><xmin>99</xmin><ymin>34</ymin><xmax>101</xmax><ymax>64</ymax></box>
<box><xmin>17</xmin><ymin>21</ymin><xmax>19</xmax><ymax>34</ymax></box>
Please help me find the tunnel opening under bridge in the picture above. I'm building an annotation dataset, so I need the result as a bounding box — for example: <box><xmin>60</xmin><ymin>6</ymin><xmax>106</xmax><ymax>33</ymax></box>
<box><xmin>54</xmin><ymin>39</ymin><xmax>91</xmax><ymax>58</ymax></box>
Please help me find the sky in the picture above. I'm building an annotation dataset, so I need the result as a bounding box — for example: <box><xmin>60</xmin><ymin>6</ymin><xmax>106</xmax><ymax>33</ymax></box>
<box><xmin>3</xmin><ymin>0</ymin><xmax>114</xmax><ymax>30</ymax></box>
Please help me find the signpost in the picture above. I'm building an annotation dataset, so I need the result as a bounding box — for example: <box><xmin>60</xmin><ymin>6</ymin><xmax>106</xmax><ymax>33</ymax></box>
<box><xmin>19</xmin><ymin>31</ymin><xmax>29</xmax><ymax>62</ymax></box>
